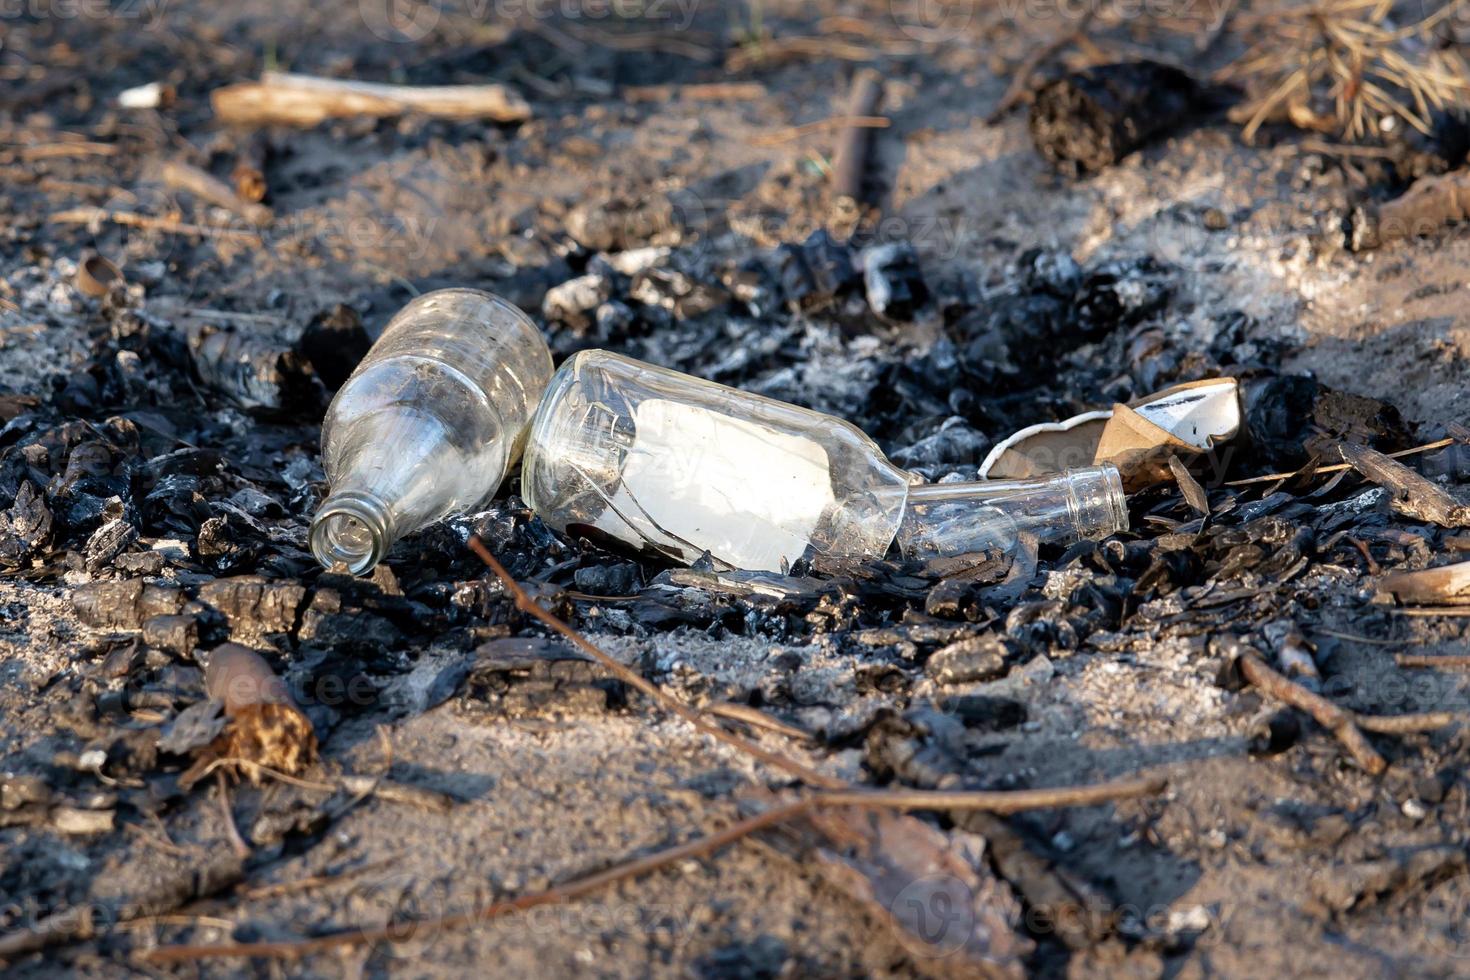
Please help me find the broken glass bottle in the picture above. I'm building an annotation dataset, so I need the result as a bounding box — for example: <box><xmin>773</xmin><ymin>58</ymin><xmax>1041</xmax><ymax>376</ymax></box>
<box><xmin>521</xmin><ymin>350</ymin><xmax>1128</xmax><ymax>573</ymax></box>
<box><xmin>310</xmin><ymin>289</ymin><xmax>553</xmax><ymax>574</ymax></box>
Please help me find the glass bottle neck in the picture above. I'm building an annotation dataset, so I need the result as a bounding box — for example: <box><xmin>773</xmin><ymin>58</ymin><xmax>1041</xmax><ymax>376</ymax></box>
<box><xmin>892</xmin><ymin>464</ymin><xmax>1127</xmax><ymax>561</ymax></box>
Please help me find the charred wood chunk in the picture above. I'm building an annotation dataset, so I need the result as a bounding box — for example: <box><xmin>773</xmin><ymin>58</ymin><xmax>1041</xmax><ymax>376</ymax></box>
<box><xmin>860</xmin><ymin>241</ymin><xmax>927</xmax><ymax>320</ymax></box>
<box><xmin>1245</xmin><ymin>376</ymin><xmax>1413</xmax><ymax>470</ymax></box>
<box><xmin>0</xmin><ymin>481</ymin><xmax>52</xmax><ymax>568</ymax></box>
<box><xmin>197</xmin><ymin>576</ymin><xmax>306</xmax><ymax>635</ymax></box>
<box><xmin>187</xmin><ymin>321</ymin><xmax>322</xmax><ymax>414</ymax></box>
<box><xmin>926</xmin><ymin>634</ymin><xmax>1012</xmax><ymax>684</ymax></box>
<box><xmin>466</xmin><ymin>637</ymin><xmax>624</xmax><ymax>715</ymax></box>
<box><xmin>141</xmin><ymin>614</ymin><xmax>199</xmax><ymax>658</ymax></box>
<box><xmin>297</xmin><ymin>304</ymin><xmax>373</xmax><ymax>391</ymax></box>
<box><xmin>1030</xmin><ymin>61</ymin><xmax>1200</xmax><ymax>174</ymax></box>
<box><xmin>72</xmin><ymin>579</ymin><xmax>185</xmax><ymax>629</ymax></box>
<box><xmin>83</xmin><ymin>517</ymin><xmax>138</xmax><ymax>571</ymax></box>
<box><xmin>194</xmin><ymin>513</ymin><xmax>261</xmax><ymax>574</ymax></box>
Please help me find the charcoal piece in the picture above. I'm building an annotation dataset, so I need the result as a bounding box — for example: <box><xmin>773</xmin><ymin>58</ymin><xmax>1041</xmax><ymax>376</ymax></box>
<box><xmin>0</xmin><ymin>481</ymin><xmax>52</xmax><ymax>568</ymax></box>
<box><xmin>225</xmin><ymin>486</ymin><xmax>285</xmax><ymax>519</ymax></box>
<box><xmin>1029</xmin><ymin>61</ymin><xmax>1200</xmax><ymax>174</ymax></box>
<box><xmin>140</xmin><ymin>447</ymin><xmax>226</xmax><ymax>480</ymax></box>
<box><xmin>186</xmin><ymin>321</ymin><xmax>321</xmax><ymax>414</ymax></box>
<box><xmin>466</xmin><ymin>637</ymin><xmax>624</xmax><ymax>714</ymax></box>
<box><xmin>798</xmin><ymin>229</ymin><xmax>859</xmax><ymax>299</ymax></box>
<box><xmin>58</xmin><ymin>441</ymin><xmax>114</xmax><ymax>488</ymax></box>
<box><xmin>926</xmin><ymin>635</ymin><xmax>1011</xmax><ymax>684</ymax></box>
<box><xmin>197</xmin><ymin>577</ymin><xmax>306</xmax><ymax>635</ymax></box>
<box><xmin>573</xmin><ymin>562</ymin><xmax>642</xmax><ymax>596</ymax></box>
<box><xmin>83</xmin><ymin>516</ymin><xmax>137</xmax><ymax>571</ymax></box>
<box><xmin>195</xmin><ymin>513</ymin><xmax>261</xmax><ymax>574</ymax></box>
<box><xmin>770</xmin><ymin>243</ymin><xmax>814</xmax><ymax>307</ymax></box>
<box><xmin>49</xmin><ymin>480</ymin><xmax>129</xmax><ymax>538</ymax></box>
<box><xmin>925</xmin><ymin>576</ymin><xmax>985</xmax><ymax>620</ymax></box>
<box><xmin>72</xmin><ymin>579</ymin><xmax>186</xmax><ymax>629</ymax></box>
<box><xmin>142</xmin><ymin>473</ymin><xmax>211</xmax><ymax>536</ymax></box>
<box><xmin>1074</xmin><ymin>256</ymin><xmax>1171</xmax><ymax>332</ymax></box>
<box><xmin>296</xmin><ymin>588</ymin><xmax>403</xmax><ymax>654</ymax></box>
<box><xmin>297</xmin><ymin>304</ymin><xmax>372</xmax><ymax>390</ymax></box>
<box><xmin>1017</xmin><ymin>247</ymin><xmax>1083</xmax><ymax>296</ymax></box>
<box><xmin>142</xmin><ymin>614</ymin><xmax>199</xmax><ymax>658</ymax></box>
<box><xmin>1244</xmin><ymin>376</ymin><xmax>1413</xmax><ymax>470</ymax></box>
<box><xmin>937</xmin><ymin>694</ymin><xmax>1027</xmax><ymax>730</ymax></box>
<box><xmin>723</xmin><ymin>253</ymin><xmax>782</xmax><ymax>314</ymax></box>
<box><xmin>114</xmin><ymin>551</ymin><xmax>165</xmax><ymax>575</ymax></box>
<box><xmin>860</xmin><ymin>242</ymin><xmax>928</xmax><ymax>320</ymax></box>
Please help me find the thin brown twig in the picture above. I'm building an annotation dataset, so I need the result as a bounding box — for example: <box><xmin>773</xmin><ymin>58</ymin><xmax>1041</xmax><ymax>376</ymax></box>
<box><xmin>1223</xmin><ymin>438</ymin><xmax>1455</xmax><ymax>487</ymax></box>
<box><xmin>1397</xmin><ymin>653</ymin><xmax>1470</xmax><ymax>668</ymax></box>
<box><xmin>1237</xmin><ymin>650</ymin><xmax>1387</xmax><ymax>774</ymax></box>
<box><xmin>705</xmin><ymin>702</ymin><xmax>813</xmax><ymax>742</ymax></box>
<box><xmin>215</xmin><ymin>773</ymin><xmax>250</xmax><ymax>860</ymax></box>
<box><xmin>1391</xmin><ymin>607</ymin><xmax>1470</xmax><ymax>617</ymax></box>
<box><xmin>467</xmin><ymin>535</ymin><xmax>845</xmax><ymax>790</ymax></box>
<box><xmin>1357</xmin><ymin>712</ymin><xmax>1466</xmax><ymax>733</ymax></box>
<box><xmin>49</xmin><ymin>207</ymin><xmax>263</xmax><ymax>243</ymax></box>
<box><xmin>750</xmin><ymin>114</ymin><xmax>890</xmax><ymax>147</ymax></box>
<box><xmin>135</xmin><ymin>775</ymin><xmax>1165</xmax><ymax>964</ymax></box>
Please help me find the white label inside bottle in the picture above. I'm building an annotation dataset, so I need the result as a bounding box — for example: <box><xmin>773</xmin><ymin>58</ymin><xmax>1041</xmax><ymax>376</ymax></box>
<box><xmin>593</xmin><ymin>398</ymin><xmax>835</xmax><ymax>572</ymax></box>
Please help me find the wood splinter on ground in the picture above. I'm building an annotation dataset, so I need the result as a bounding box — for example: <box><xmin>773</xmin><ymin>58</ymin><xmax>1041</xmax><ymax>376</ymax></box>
<box><xmin>1339</xmin><ymin>442</ymin><xmax>1470</xmax><ymax>527</ymax></box>
<box><xmin>211</xmin><ymin>70</ymin><xmax>533</xmax><ymax>127</ymax></box>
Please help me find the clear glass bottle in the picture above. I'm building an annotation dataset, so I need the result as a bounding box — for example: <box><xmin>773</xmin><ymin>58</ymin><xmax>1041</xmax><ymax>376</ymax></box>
<box><xmin>310</xmin><ymin>289</ymin><xmax>553</xmax><ymax>574</ymax></box>
<box><xmin>521</xmin><ymin>350</ymin><xmax>1128</xmax><ymax>573</ymax></box>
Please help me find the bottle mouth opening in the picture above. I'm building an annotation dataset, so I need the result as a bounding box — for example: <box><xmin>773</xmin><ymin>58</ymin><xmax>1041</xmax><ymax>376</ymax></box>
<box><xmin>310</xmin><ymin>492</ymin><xmax>391</xmax><ymax>575</ymax></box>
<box><xmin>1077</xmin><ymin>463</ymin><xmax>1129</xmax><ymax>538</ymax></box>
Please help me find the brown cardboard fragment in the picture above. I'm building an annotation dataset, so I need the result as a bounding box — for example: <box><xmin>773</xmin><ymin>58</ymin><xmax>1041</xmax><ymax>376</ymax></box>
<box><xmin>981</xmin><ymin>378</ymin><xmax>1241</xmax><ymax>491</ymax></box>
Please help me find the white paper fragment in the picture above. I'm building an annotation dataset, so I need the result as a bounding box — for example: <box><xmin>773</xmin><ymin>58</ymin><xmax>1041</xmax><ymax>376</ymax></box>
<box><xmin>1131</xmin><ymin>378</ymin><xmax>1241</xmax><ymax>449</ymax></box>
<box><xmin>593</xmin><ymin>398</ymin><xmax>836</xmax><ymax>572</ymax></box>
<box><xmin>118</xmin><ymin>82</ymin><xmax>167</xmax><ymax>110</ymax></box>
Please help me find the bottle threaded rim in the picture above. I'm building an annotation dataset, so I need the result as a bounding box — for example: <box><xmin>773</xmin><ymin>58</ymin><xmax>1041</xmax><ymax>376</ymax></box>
<box><xmin>310</xmin><ymin>491</ymin><xmax>393</xmax><ymax>575</ymax></box>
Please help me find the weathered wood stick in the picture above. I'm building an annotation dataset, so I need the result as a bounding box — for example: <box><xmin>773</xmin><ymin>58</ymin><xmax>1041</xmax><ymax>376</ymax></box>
<box><xmin>831</xmin><ymin>68</ymin><xmax>884</xmax><ymax>204</ymax></box>
<box><xmin>211</xmin><ymin>71</ymin><xmax>532</xmax><ymax>127</ymax></box>
<box><xmin>1340</xmin><ymin>442</ymin><xmax>1470</xmax><ymax>527</ymax></box>
<box><xmin>156</xmin><ymin>160</ymin><xmax>272</xmax><ymax>226</ymax></box>
<box><xmin>1237</xmin><ymin>650</ymin><xmax>1386</xmax><ymax>774</ymax></box>
<box><xmin>231</xmin><ymin>133</ymin><xmax>269</xmax><ymax>203</ymax></box>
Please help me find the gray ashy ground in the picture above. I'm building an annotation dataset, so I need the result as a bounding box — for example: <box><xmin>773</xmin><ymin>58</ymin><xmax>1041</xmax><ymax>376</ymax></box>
<box><xmin>4</xmin><ymin>2</ymin><xmax>1470</xmax><ymax>977</ymax></box>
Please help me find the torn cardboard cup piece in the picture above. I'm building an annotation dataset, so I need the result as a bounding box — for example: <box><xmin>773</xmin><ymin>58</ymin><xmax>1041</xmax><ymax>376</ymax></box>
<box><xmin>979</xmin><ymin>378</ymin><xmax>1241</xmax><ymax>491</ymax></box>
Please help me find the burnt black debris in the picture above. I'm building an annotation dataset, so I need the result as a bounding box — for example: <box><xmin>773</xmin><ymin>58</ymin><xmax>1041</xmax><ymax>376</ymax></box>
<box><xmin>297</xmin><ymin>304</ymin><xmax>373</xmax><ymax>391</ymax></box>
<box><xmin>1029</xmin><ymin>61</ymin><xmax>1202</xmax><ymax>174</ymax></box>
